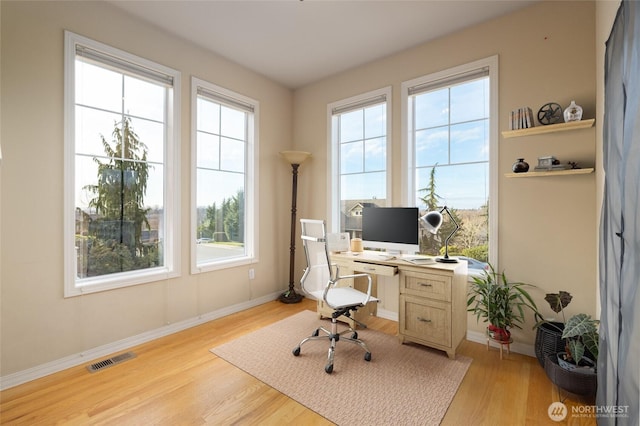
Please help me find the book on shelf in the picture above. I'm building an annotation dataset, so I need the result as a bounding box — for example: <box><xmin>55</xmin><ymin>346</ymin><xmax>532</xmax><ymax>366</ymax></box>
<box><xmin>509</xmin><ymin>106</ymin><xmax>535</xmax><ymax>130</ymax></box>
<box><xmin>534</xmin><ymin>164</ymin><xmax>569</xmax><ymax>172</ymax></box>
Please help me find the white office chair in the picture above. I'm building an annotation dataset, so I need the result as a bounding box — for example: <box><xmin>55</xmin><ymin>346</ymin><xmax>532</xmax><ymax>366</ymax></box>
<box><xmin>292</xmin><ymin>219</ymin><xmax>378</xmax><ymax>374</ymax></box>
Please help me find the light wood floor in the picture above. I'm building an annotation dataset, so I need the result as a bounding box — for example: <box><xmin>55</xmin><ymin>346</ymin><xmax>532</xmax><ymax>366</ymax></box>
<box><xmin>1</xmin><ymin>299</ymin><xmax>596</xmax><ymax>425</ymax></box>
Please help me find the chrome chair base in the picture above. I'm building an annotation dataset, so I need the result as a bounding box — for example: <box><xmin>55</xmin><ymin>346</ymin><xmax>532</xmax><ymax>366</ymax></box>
<box><xmin>292</xmin><ymin>307</ymin><xmax>372</xmax><ymax>374</ymax></box>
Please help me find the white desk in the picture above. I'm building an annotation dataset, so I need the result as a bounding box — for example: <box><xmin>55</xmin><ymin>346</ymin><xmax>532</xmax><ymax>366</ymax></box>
<box><xmin>325</xmin><ymin>251</ymin><xmax>468</xmax><ymax>359</ymax></box>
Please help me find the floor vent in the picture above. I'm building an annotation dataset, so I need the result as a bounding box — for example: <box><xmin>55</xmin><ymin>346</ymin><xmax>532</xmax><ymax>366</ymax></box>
<box><xmin>86</xmin><ymin>351</ymin><xmax>136</xmax><ymax>373</ymax></box>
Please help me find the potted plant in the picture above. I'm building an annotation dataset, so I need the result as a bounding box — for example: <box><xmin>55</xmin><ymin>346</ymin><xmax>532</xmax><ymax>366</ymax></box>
<box><xmin>558</xmin><ymin>313</ymin><xmax>599</xmax><ymax>373</ymax></box>
<box><xmin>467</xmin><ymin>265</ymin><xmax>538</xmax><ymax>343</ymax></box>
<box><xmin>536</xmin><ymin>291</ymin><xmax>599</xmax><ymax>372</ymax></box>
<box><xmin>537</xmin><ymin>291</ymin><xmax>599</xmax><ymax>396</ymax></box>
<box><xmin>533</xmin><ymin>291</ymin><xmax>571</xmax><ymax>366</ymax></box>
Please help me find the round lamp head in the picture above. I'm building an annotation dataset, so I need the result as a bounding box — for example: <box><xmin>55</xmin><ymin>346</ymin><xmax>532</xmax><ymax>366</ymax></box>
<box><xmin>280</xmin><ymin>150</ymin><xmax>311</xmax><ymax>165</ymax></box>
<box><xmin>420</xmin><ymin>211</ymin><xmax>443</xmax><ymax>234</ymax></box>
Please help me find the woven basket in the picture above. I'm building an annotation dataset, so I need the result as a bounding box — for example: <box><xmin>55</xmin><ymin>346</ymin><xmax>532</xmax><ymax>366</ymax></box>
<box><xmin>534</xmin><ymin>321</ymin><xmax>565</xmax><ymax>367</ymax></box>
<box><xmin>544</xmin><ymin>354</ymin><xmax>597</xmax><ymax>396</ymax></box>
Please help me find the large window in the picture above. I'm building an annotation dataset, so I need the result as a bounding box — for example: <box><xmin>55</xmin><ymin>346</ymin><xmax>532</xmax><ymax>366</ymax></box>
<box><xmin>328</xmin><ymin>87</ymin><xmax>391</xmax><ymax>236</ymax></box>
<box><xmin>191</xmin><ymin>78</ymin><xmax>257</xmax><ymax>272</ymax></box>
<box><xmin>64</xmin><ymin>32</ymin><xmax>181</xmax><ymax>296</ymax></box>
<box><xmin>402</xmin><ymin>56</ymin><xmax>498</xmax><ymax>270</ymax></box>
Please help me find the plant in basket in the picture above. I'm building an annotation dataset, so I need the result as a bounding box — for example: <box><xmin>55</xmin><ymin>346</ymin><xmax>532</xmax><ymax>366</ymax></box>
<box><xmin>532</xmin><ymin>291</ymin><xmax>570</xmax><ymax>367</ymax></box>
<box><xmin>559</xmin><ymin>313</ymin><xmax>599</xmax><ymax>372</ymax></box>
<box><xmin>537</xmin><ymin>291</ymin><xmax>599</xmax><ymax>372</ymax></box>
<box><xmin>467</xmin><ymin>265</ymin><xmax>538</xmax><ymax>343</ymax></box>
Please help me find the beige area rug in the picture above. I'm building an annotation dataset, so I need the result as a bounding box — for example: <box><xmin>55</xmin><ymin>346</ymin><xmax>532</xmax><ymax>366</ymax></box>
<box><xmin>211</xmin><ymin>310</ymin><xmax>472</xmax><ymax>425</ymax></box>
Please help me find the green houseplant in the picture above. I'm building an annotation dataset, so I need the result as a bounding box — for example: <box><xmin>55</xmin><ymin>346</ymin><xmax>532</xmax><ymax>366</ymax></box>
<box><xmin>561</xmin><ymin>313</ymin><xmax>599</xmax><ymax>371</ymax></box>
<box><xmin>537</xmin><ymin>291</ymin><xmax>599</xmax><ymax>396</ymax></box>
<box><xmin>538</xmin><ymin>291</ymin><xmax>599</xmax><ymax>372</ymax></box>
<box><xmin>467</xmin><ymin>265</ymin><xmax>538</xmax><ymax>343</ymax></box>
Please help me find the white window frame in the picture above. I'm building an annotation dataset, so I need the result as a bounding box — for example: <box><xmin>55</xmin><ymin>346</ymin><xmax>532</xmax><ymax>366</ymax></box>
<box><xmin>63</xmin><ymin>31</ymin><xmax>181</xmax><ymax>297</ymax></box>
<box><xmin>327</xmin><ymin>86</ymin><xmax>392</xmax><ymax>232</ymax></box>
<box><xmin>401</xmin><ymin>56</ymin><xmax>499</xmax><ymax>272</ymax></box>
<box><xmin>190</xmin><ymin>77</ymin><xmax>259</xmax><ymax>273</ymax></box>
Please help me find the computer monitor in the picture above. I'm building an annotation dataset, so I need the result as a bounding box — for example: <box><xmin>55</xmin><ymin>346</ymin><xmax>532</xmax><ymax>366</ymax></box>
<box><xmin>361</xmin><ymin>207</ymin><xmax>420</xmax><ymax>255</ymax></box>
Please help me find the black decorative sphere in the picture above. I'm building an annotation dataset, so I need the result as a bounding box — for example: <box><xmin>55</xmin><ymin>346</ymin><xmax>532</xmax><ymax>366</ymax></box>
<box><xmin>512</xmin><ymin>158</ymin><xmax>529</xmax><ymax>173</ymax></box>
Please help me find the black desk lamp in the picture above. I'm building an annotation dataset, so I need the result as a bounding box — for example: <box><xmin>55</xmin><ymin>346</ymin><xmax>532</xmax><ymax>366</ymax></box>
<box><xmin>419</xmin><ymin>206</ymin><xmax>459</xmax><ymax>263</ymax></box>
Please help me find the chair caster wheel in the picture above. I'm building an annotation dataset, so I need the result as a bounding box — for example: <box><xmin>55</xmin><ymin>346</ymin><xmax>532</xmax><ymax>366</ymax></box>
<box><xmin>352</xmin><ymin>332</ymin><xmax>358</xmax><ymax>339</ymax></box>
<box><xmin>325</xmin><ymin>364</ymin><xmax>333</xmax><ymax>374</ymax></box>
<box><xmin>292</xmin><ymin>347</ymin><xmax>301</xmax><ymax>356</ymax></box>
<box><xmin>364</xmin><ymin>352</ymin><xmax>371</xmax><ymax>362</ymax></box>
<box><xmin>312</xmin><ymin>329</ymin><xmax>320</xmax><ymax>337</ymax></box>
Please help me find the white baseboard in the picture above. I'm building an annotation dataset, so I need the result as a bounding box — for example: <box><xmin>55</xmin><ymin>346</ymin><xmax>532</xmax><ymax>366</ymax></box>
<box><xmin>375</xmin><ymin>307</ymin><xmax>398</xmax><ymax>322</ymax></box>
<box><xmin>0</xmin><ymin>291</ymin><xmax>282</xmax><ymax>391</ymax></box>
<box><xmin>466</xmin><ymin>330</ymin><xmax>536</xmax><ymax>358</ymax></box>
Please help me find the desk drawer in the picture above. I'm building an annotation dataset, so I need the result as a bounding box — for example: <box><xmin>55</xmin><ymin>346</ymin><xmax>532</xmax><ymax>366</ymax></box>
<box><xmin>400</xmin><ymin>271</ymin><xmax>451</xmax><ymax>302</ymax></box>
<box><xmin>400</xmin><ymin>295</ymin><xmax>451</xmax><ymax>347</ymax></box>
<box><xmin>353</xmin><ymin>262</ymin><xmax>397</xmax><ymax>277</ymax></box>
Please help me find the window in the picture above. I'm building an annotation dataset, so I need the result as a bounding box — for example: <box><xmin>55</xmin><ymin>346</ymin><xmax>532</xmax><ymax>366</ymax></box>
<box><xmin>328</xmin><ymin>87</ymin><xmax>391</xmax><ymax>237</ymax></box>
<box><xmin>402</xmin><ymin>56</ymin><xmax>498</xmax><ymax>271</ymax></box>
<box><xmin>191</xmin><ymin>78</ymin><xmax>257</xmax><ymax>272</ymax></box>
<box><xmin>64</xmin><ymin>32</ymin><xmax>181</xmax><ymax>296</ymax></box>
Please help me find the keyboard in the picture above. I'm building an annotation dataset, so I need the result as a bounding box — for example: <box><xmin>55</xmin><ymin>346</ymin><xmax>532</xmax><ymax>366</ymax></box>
<box><xmin>403</xmin><ymin>257</ymin><xmax>435</xmax><ymax>265</ymax></box>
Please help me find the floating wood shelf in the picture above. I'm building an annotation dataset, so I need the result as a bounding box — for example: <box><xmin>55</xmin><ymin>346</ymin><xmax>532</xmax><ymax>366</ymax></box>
<box><xmin>505</xmin><ymin>168</ymin><xmax>594</xmax><ymax>178</ymax></box>
<box><xmin>502</xmin><ymin>119</ymin><xmax>595</xmax><ymax>138</ymax></box>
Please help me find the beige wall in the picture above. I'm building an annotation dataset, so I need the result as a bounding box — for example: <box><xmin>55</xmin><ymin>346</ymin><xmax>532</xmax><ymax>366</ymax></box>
<box><xmin>0</xmin><ymin>1</ymin><xmax>293</xmax><ymax>376</ymax></box>
<box><xmin>292</xmin><ymin>1</ymin><xmax>598</xmax><ymax>343</ymax></box>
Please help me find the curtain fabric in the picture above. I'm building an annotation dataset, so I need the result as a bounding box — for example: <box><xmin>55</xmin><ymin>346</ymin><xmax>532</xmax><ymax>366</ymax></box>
<box><xmin>599</xmin><ymin>1</ymin><xmax>640</xmax><ymax>424</ymax></box>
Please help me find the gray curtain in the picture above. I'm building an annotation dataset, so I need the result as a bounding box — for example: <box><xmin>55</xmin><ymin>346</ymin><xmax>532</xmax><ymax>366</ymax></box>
<box><xmin>599</xmin><ymin>0</ymin><xmax>640</xmax><ymax>424</ymax></box>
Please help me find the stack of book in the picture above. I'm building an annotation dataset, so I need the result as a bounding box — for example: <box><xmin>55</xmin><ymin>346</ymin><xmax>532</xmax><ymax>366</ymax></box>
<box><xmin>534</xmin><ymin>164</ymin><xmax>568</xmax><ymax>172</ymax></box>
<box><xmin>509</xmin><ymin>107</ymin><xmax>535</xmax><ymax>130</ymax></box>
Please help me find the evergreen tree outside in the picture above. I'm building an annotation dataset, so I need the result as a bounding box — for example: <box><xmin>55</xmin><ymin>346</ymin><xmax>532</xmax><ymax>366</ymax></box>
<box><xmin>81</xmin><ymin>117</ymin><xmax>159</xmax><ymax>277</ymax></box>
<box><xmin>417</xmin><ymin>165</ymin><xmax>472</xmax><ymax>259</ymax></box>
<box><xmin>197</xmin><ymin>190</ymin><xmax>244</xmax><ymax>245</ymax></box>
<box><xmin>418</xmin><ymin>165</ymin><xmax>461</xmax><ymax>256</ymax></box>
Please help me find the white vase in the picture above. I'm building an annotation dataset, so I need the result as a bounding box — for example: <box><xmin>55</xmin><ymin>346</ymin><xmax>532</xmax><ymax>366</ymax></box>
<box><xmin>563</xmin><ymin>101</ymin><xmax>583</xmax><ymax>122</ymax></box>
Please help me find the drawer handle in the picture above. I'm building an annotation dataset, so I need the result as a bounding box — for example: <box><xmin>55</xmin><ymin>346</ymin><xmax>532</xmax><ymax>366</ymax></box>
<box><xmin>418</xmin><ymin>282</ymin><xmax>432</xmax><ymax>287</ymax></box>
<box><xmin>417</xmin><ymin>317</ymin><xmax>432</xmax><ymax>323</ymax></box>
<box><xmin>363</xmin><ymin>267</ymin><xmax>376</xmax><ymax>271</ymax></box>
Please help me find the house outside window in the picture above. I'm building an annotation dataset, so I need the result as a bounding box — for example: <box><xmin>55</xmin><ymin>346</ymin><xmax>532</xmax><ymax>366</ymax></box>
<box><xmin>402</xmin><ymin>56</ymin><xmax>498</xmax><ymax>271</ymax></box>
<box><xmin>191</xmin><ymin>78</ymin><xmax>258</xmax><ymax>272</ymax></box>
<box><xmin>64</xmin><ymin>31</ymin><xmax>181</xmax><ymax>296</ymax></box>
<box><xmin>328</xmin><ymin>87</ymin><xmax>391</xmax><ymax>237</ymax></box>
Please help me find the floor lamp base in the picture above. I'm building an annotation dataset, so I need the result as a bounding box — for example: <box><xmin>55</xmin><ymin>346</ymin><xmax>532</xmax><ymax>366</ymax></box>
<box><xmin>279</xmin><ymin>290</ymin><xmax>304</xmax><ymax>304</ymax></box>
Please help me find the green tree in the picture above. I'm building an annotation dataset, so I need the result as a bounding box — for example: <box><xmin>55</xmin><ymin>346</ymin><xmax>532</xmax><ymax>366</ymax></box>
<box><xmin>419</xmin><ymin>165</ymin><xmax>440</xmax><ymax>211</ymax></box>
<box><xmin>199</xmin><ymin>202</ymin><xmax>218</xmax><ymax>240</ymax></box>
<box><xmin>418</xmin><ymin>165</ymin><xmax>442</xmax><ymax>255</ymax></box>
<box><xmin>83</xmin><ymin>117</ymin><xmax>156</xmax><ymax>276</ymax></box>
<box><xmin>199</xmin><ymin>190</ymin><xmax>244</xmax><ymax>243</ymax></box>
<box><xmin>222</xmin><ymin>197</ymin><xmax>236</xmax><ymax>241</ymax></box>
<box><xmin>417</xmin><ymin>165</ymin><xmax>464</xmax><ymax>256</ymax></box>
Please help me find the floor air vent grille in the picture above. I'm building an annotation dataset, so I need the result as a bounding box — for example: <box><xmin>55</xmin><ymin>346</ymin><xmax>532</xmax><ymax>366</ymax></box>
<box><xmin>87</xmin><ymin>351</ymin><xmax>136</xmax><ymax>373</ymax></box>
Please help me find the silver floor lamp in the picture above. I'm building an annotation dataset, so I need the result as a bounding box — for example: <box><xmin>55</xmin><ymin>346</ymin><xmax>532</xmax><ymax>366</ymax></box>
<box><xmin>279</xmin><ymin>150</ymin><xmax>311</xmax><ymax>304</ymax></box>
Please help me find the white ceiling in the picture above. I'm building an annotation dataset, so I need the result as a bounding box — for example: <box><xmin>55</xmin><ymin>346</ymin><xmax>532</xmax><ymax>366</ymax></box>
<box><xmin>110</xmin><ymin>0</ymin><xmax>538</xmax><ymax>89</ymax></box>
